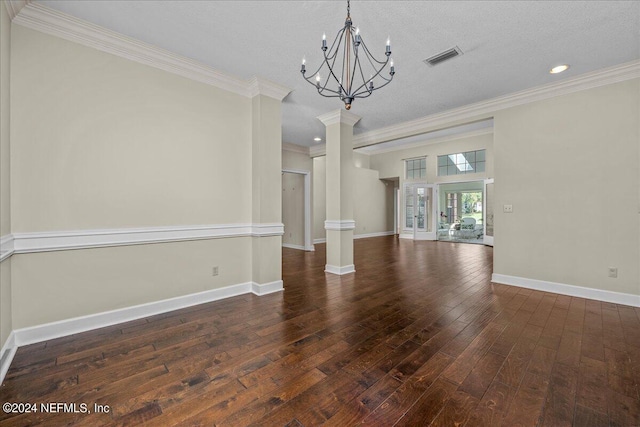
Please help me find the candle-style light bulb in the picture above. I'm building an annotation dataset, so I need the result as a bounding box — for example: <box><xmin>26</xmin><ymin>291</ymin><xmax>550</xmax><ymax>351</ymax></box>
<box><xmin>301</xmin><ymin>57</ymin><xmax>306</xmax><ymax>73</ymax></box>
<box><xmin>390</xmin><ymin>58</ymin><xmax>395</xmax><ymax>75</ymax></box>
<box><xmin>322</xmin><ymin>33</ymin><xmax>327</xmax><ymax>50</ymax></box>
<box><xmin>386</xmin><ymin>37</ymin><xmax>391</xmax><ymax>55</ymax></box>
<box><xmin>316</xmin><ymin>74</ymin><xmax>321</xmax><ymax>82</ymax></box>
<box><xmin>355</xmin><ymin>27</ymin><xmax>361</xmax><ymax>45</ymax></box>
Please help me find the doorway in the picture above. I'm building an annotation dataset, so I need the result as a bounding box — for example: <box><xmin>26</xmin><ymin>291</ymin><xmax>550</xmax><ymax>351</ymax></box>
<box><xmin>282</xmin><ymin>169</ymin><xmax>313</xmax><ymax>251</ymax></box>
<box><xmin>403</xmin><ymin>183</ymin><xmax>436</xmax><ymax>240</ymax></box>
<box><xmin>437</xmin><ymin>181</ymin><xmax>485</xmax><ymax>244</ymax></box>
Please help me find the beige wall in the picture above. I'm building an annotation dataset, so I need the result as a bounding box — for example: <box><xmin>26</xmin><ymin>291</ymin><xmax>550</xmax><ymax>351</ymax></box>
<box><xmin>369</xmin><ymin>132</ymin><xmax>494</xmax><ymax>182</ymax></box>
<box><xmin>11</xmin><ymin>238</ymin><xmax>252</xmax><ymax>329</ymax></box>
<box><xmin>313</xmin><ymin>153</ymin><xmax>394</xmax><ymax>241</ymax></box>
<box><xmin>1</xmin><ymin>2</ymin><xmax>12</xmax><ymax>350</ymax></box>
<box><xmin>282</xmin><ymin>149</ymin><xmax>312</xmax><ymax>172</ymax></box>
<box><xmin>11</xmin><ymin>25</ymin><xmax>252</xmax><ymax>232</ymax></box>
<box><xmin>282</xmin><ymin>172</ymin><xmax>304</xmax><ymax>247</ymax></box>
<box><xmin>494</xmin><ymin>79</ymin><xmax>640</xmax><ymax>296</ymax></box>
<box><xmin>6</xmin><ymin>24</ymin><xmax>282</xmax><ymax>329</ymax></box>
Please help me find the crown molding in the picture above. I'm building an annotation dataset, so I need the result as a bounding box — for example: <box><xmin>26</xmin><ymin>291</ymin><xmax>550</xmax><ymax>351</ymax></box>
<box><xmin>4</xmin><ymin>0</ymin><xmax>27</xmax><ymax>20</ymax></box>
<box><xmin>357</xmin><ymin>128</ymin><xmax>494</xmax><ymax>156</ymax></box>
<box><xmin>10</xmin><ymin>2</ymin><xmax>290</xmax><ymax>99</ymax></box>
<box><xmin>282</xmin><ymin>142</ymin><xmax>310</xmax><ymax>155</ymax></box>
<box><xmin>352</xmin><ymin>60</ymin><xmax>640</xmax><ymax>148</ymax></box>
<box><xmin>247</xmin><ymin>77</ymin><xmax>291</xmax><ymax>101</ymax></box>
<box><xmin>317</xmin><ymin>109</ymin><xmax>362</xmax><ymax>127</ymax></box>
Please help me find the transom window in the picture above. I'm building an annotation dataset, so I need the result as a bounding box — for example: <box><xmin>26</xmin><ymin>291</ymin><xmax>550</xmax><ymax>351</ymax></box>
<box><xmin>437</xmin><ymin>150</ymin><xmax>486</xmax><ymax>176</ymax></box>
<box><xmin>405</xmin><ymin>157</ymin><xmax>426</xmax><ymax>179</ymax></box>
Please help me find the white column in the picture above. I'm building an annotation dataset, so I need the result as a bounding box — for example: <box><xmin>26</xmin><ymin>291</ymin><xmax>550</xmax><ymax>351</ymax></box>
<box><xmin>317</xmin><ymin>109</ymin><xmax>361</xmax><ymax>275</ymax></box>
<box><xmin>250</xmin><ymin>78</ymin><xmax>290</xmax><ymax>293</ymax></box>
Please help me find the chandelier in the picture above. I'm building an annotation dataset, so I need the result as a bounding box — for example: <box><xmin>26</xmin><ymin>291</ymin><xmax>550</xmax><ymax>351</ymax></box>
<box><xmin>300</xmin><ymin>0</ymin><xmax>395</xmax><ymax>110</ymax></box>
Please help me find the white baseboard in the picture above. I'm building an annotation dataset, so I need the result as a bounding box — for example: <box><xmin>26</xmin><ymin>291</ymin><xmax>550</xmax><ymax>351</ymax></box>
<box><xmin>0</xmin><ymin>331</ymin><xmax>17</xmax><ymax>385</ymax></box>
<box><xmin>492</xmin><ymin>273</ymin><xmax>640</xmax><ymax>307</ymax></box>
<box><xmin>354</xmin><ymin>231</ymin><xmax>395</xmax><ymax>240</ymax></box>
<box><xmin>325</xmin><ymin>264</ymin><xmax>356</xmax><ymax>275</ymax></box>
<box><xmin>314</xmin><ymin>232</ymin><xmax>394</xmax><ymax>245</ymax></box>
<box><xmin>399</xmin><ymin>233</ymin><xmax>413</xmax><ymax>240</ymax></box>
<box><xmin>282</xmin><ymin>243</ymin><xmax>305</xmax><ymax>251</ymax></box>
<box><xmin>0</xmin><ymin>279</ymin><xmax>285</xmax><ymax>383</ymax></box>
<box><xmin>252</xmin><ymin>280</ymin><xmax>284</xmax><ymax>296</ymax></box>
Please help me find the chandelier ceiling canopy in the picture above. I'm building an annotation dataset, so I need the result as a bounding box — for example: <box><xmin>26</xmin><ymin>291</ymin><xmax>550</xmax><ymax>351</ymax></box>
<box><xmin>301</xmin><ymin>0</ymin><xmax>395</xmax><ymax>110</ymax></box>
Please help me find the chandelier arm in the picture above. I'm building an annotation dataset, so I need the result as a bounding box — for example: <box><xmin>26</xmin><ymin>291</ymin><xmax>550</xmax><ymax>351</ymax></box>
<box><xmin>359</xmin><ymin>39</ymin><xmax>388</xmax><ymax>65</ymax></box>
<box><xmin>349</xmin><ymin>53</ymin><xmax>390</xmax><ymax>96</ymax></box>
<box><xmin>353</xmin><ymin>76</ymin><xmax>393</xmax><ymax>98</ymax></box>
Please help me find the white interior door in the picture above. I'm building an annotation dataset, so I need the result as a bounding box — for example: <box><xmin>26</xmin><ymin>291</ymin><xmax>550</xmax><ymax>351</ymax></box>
<box><xmin>404</xmin><ymin>183</ymin><xmax>436</xmax><ymax>240</ymax></box>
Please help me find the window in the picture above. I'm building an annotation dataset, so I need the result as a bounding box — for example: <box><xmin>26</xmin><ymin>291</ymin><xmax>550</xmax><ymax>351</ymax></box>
<box><xmin>437</xmin><ymin>149</ymin><xmax>486</xmax><ymax>176</ymax></box>
<box><xmin>405</xmin><ymin>157</ymin><xmax>426</xmax><ymax>179</ymax></box>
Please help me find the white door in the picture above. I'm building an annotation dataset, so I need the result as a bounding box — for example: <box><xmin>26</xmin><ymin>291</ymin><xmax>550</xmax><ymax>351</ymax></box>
<box><xmin>404</xmin><ymin>183</ymin><xmax>436</xmax><ymax>240</ymax></box>
<box><xmin>483</xmin><ymin>179</ymin><xmax>494</xmax><ymax>246</ymax></box>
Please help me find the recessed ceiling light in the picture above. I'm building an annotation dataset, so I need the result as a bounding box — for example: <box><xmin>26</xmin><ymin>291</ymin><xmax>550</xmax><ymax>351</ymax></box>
<box><xmin>313</xmin><ymin>137</ymin><xmax>322</xmax><ymax>142</ymax></box>
<box><xmin>550</xmin><ymin>64</ymin><xmax>570</xmax><ymax>74</ymax></box>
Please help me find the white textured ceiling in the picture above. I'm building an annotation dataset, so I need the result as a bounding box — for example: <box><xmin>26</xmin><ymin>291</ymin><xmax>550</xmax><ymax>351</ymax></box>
<box><xmin>37</xmin><ymin>1</ymin><xmax>640</xmax><ymax>147</ymax></box>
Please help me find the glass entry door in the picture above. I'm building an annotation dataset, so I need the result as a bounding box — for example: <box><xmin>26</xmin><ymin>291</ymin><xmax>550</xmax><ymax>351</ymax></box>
<box><xmin>404</xmin><ymin>183</ymin><xmax>436</xmax><ymax>240</ymax></box>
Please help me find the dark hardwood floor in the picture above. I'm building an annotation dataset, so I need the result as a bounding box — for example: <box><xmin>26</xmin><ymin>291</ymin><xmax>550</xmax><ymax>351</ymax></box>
<box><xmin>1</xmin><ymin>236</ymin><xmax>639</xmax><ymax>426</ymax></box>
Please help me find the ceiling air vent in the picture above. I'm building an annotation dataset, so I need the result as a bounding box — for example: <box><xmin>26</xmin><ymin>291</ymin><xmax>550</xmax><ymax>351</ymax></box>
<box><xmin>423</xmin><ymin>46</ymin><xmax>463</xmax><ymax>67</ymax></box>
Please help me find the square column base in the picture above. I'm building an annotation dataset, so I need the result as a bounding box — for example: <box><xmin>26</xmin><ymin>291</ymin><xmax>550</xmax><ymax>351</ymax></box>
<box><xmin>324</xmin><ymin>264</ymin><xmax>356</xmax><ymax>275</ymax></box>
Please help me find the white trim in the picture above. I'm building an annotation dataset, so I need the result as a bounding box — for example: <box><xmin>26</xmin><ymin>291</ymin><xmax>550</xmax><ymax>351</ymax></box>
<box><xmin>2</xmin><ymin>223</ymin><xmax>283</xmax><ymax>256</ymax></box>
<box><xmin>9</xmin><ymin>2</ymin><xmax>290</xmax><ymax>99</ymax></box>
<box><xmin>282</xmin><ymin>143</ymin><xmax>310</xmax><ymax>155</ymax></box>
<box><xmin>354</xmin><ymin>231</ymin><xmax>395</xmax><ymax>240</ymax></box>
<box><xmin>314</xmin><ymin>238</ymin><xmax>327</xmax><ymax>244</ymax></box>
<box><xmin>399</xmin><ymin>233</ymin><xmax>413</xmax><ymax>240</ymax></box>
<box><xmin>0</xmin><ymin>234</ymin><xmax>14</xmax><ymax>262</ymax></box>
<box><xmin>247</xmin><ymin>76</ymin><xmax>291</xmax><ymax>101</ymax></box>
<box><xmin>317</xmin><ymin>109</ymin><xmax>362</xmax><ymax>127</ymax></box>
<box><xmin>0</xmin><ymin>280</ymin><xmax>283</xmax><ymax>383</ymax></box>
<box><xmin>325</xmin><ymin>264</ymin><xmax>356</xmax><ymax>275</ymax></box>
<box><xmin>11</xmin><ymin>280</ymin><xmax>284</xmax><ymax>350</ymax></box>
<box><xmin>0</xmin><ymin>331</ymin><xmax>17</xmax><ymax>385</ymax></box>
<box><xmin>325</xmin><ymin>220</ymin><xmax>356</xmax><ymax>231</ymax></box>
<box><xmin>308</xmin><ymin>60</ymin><xmax>640</xmax><ymax>158</ymax></box>
<box><xmin>4</xmin><ymin>0</ymin><xmax>27</xmax><ymax>20</ymax></box>
<box><xmin>252</xmin><ymin>280</ymin><xmax>284</xmax><ymax>296</ymax></box>
<box><xmin>355</xmin><ymin>128</ymin><xmax>494</xmax><ymax>156</ymax></box>
<box><xmin>352</xmin><ymin>60</ymin><xmax>640</xmax><ymax>148</ymax></box>
<box><xmin>282</xmin><ymin>243</ymin><xmax>305</xmax><ymax>251</ymax></box>
<box><xmin>492</xmin><ymin>274</ymin><xmax>640</xmax><ymax>308</ymax></box>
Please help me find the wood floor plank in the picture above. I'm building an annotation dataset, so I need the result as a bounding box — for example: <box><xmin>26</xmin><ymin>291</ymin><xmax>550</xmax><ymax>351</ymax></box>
<box><xmin>2</xmin><ymin>236</ymin><xmax>639</xmax><ymax>426</ymax></box>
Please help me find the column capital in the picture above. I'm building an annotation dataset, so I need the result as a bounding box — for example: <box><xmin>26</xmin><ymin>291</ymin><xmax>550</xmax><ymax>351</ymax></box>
<box><xmin>317</xmin><ymin>109</ymin><xmax>361</xmax><ymax>127</ymax></box>
<box><xmin>247</xmin><ymin>77</ymin><xmax>291</xmax><ymax>101</ymax></box>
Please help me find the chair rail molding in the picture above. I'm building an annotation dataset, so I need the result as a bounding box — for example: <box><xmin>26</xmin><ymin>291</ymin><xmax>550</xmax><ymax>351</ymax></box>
<box><xmin>1</xmin><ymin>223</ymin><xmax>284</xmax><ymax>257</ymax></box>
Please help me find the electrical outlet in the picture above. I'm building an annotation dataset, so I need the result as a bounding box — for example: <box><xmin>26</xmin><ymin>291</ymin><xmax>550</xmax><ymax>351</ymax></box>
<box><xmin>212</xmin><ymin>266</ymin><xmax>219</xmax><ymax>276</ymax></box>
<box><xmin>503</xmin><ymin>204</ymin><xmax>513</xmax><ymax>213</ymax></box>
<box><xmin>608</xmin><ymin>267</ymin><xmax>618</xmax><ymax>278</ymax></box>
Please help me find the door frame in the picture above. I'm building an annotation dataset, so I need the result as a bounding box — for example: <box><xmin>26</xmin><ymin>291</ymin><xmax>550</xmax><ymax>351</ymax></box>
<box><xmin>401</xmin><ymin>182</ymin><xmax>437</xmax><ymax>241</ymax></box>
<box><xmin>436</xmin><ymin>179</ymin><xmax>486</xmax><ymax>243</ymax></box>
<box><xmin>282</xmin><ymin>168</ymin><xmax>313</xmax><ymax>251</ymax></box>
<box><xmin>483</xmin><ymin>178</ymin><xmax>494</xmax><ymax>246</ymax></box>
